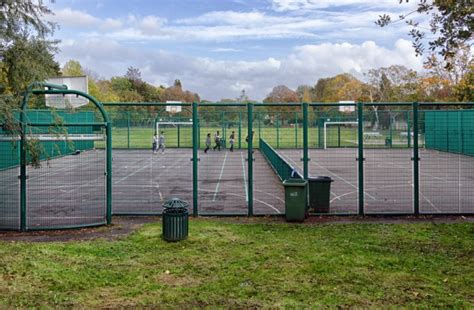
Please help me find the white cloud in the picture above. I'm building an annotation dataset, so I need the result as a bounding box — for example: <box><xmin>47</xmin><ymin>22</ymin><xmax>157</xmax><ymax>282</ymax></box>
<box><xmin>57</xmin><ymin>38</ymin><xmax>423</xmax><ymax>101</ymax></box>
<box><xmin>100</xmin><ymin>18</ymin><xmax>123</xmax><ymax>31</ymax></box>
<box><xmin>50</xmin><ymin>8</ymin><xmax>100</xmax><ymax>27</ymax></box>
<box><xmin>270</xmin><ymin>0</ymin><xmax>415</xmax><ymax>11</ymax></box>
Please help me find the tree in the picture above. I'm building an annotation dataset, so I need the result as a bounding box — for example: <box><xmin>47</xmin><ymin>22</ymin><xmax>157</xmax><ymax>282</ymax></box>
<box><xmin>376</xmin><ymin>0</ymin><xmax>473</xmax><ymax>68</ymax></box>
<box><xmin>0</xmin><ymin>0</ymin><xmax>56</xmax><ymax>56</ymax></box>
<box><xmin>2</xmin><ymin>37</ymin><xmax>60</xmax><ymax>94</ymax></box>
<box><xmin>263</xmin><ymin>85</ymin><xmax>299</xmax><ymax>103</ymax></box>
<box><xmin>62</xmin><ymin>60</ymin><xmax>85</xmax><ymax>76</ymax></box>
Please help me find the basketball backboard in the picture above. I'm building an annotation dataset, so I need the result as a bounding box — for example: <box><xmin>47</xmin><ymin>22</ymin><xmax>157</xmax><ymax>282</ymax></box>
<box><xmin>45</xmin><ymin>76</ymin><xmax>89</xmax><ymax>109</ymax></box>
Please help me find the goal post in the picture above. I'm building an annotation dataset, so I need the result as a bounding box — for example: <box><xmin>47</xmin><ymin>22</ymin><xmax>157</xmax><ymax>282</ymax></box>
<box><xmin>323</xmin><ymin>121</ymin><xmax>358</xmax><ymax>149</ymax></box>
<box><xmin>155</xmin><ymin>120</ymin><xmax>193</xmax><ymax>148</ymax></box>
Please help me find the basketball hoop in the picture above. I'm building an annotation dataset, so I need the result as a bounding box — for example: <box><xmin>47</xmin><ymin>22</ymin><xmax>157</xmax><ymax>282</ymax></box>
<box><xmin>45</xmin><ymin>76</ymin><xmax>89</xmax><ymax>109</ymax></box>
<box><xmin>166</xmin><ymin>101</ymin><xmax>182</xmax><ymax>114</ymax></box>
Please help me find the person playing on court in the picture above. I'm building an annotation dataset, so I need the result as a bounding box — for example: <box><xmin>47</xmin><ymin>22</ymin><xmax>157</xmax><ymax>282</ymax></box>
<box><xmin>213</xmin><ymin>130</ymin><xmax>221</xmax><ymax>151</ymax></box>
<box><xmin>229</xmin><ymin>131</ymin><xmax>235</xmax><ymax>152</ymax></box>
<box><xmin>158</xmin><ymin>131</ymin><xmax>165</xmax><ymax>154</ymax></box>
<box><xmin>204</xmin><ymin>133</ymin><xmax>211</xmax><ymax>153</ymax></box>
<box><xmin>152</xmin><ymin>133</ymin><xmax>158</xmax><ymax>154</ymax></box>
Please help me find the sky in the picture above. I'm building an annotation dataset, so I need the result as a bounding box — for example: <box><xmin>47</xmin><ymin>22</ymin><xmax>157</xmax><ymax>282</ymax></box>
<box><xmin>47</xmin><ymin>0</ymin><xmax>429</xmax><ymax>101</ymax></box>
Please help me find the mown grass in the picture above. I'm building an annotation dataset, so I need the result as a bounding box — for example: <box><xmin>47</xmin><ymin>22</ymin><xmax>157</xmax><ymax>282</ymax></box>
<box><xmin>0</xmin><ymin>219</ymin><xmax>472</xmax><ymax>308</ymax></box>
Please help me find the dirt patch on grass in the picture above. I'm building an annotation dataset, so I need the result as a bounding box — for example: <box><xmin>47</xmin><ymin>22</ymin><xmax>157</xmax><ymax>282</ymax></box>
<box><xmin>0</xmin><ymin>215</ymin><xmax>472</xmax><ymax>243</ymax></box>
<box><xmin>0</xmin><ymin>216</ymin><xmax>160</xmax><ymax>243</ymax></box>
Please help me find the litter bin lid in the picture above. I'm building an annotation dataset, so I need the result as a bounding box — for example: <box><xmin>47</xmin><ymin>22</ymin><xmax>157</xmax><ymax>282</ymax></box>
<box><xmin>283</xmin><ymin>178</ymin><xmax>307</xmax><ymax>186</ymax></box>
<box><xmin>308</xmin><ymin>176</ymin><xmax>333</xmax><ymax>182</ymax></box>
<box><xmin>163</xmin><ymin>198</ymin><xmax>189</xmax><ymax>209</ymax></box>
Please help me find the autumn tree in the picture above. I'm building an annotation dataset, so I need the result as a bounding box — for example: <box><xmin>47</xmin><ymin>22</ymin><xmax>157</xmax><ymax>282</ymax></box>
<box><xmin>376</xmin><ymin>0</ymin><xmax>473</xmax><ymax>69</ymax></box>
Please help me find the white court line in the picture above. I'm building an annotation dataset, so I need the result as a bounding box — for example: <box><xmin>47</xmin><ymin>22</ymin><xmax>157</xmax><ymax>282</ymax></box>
<box><xmin>213</xmin><ymin>151</ymin><xmax>228</xmax><ymax>201</ymax></box>
<box><xmin>114</xmin><ymin>162</ymin><xmax>153</xmax><ymax>184</ymax></box>
<box><xmin>240</xmin><ymin>151</ymin><xmax>249</xmax><ymax>202</ymax></box>
<box><xmin>222</xmin><ymin>183</ymin><xmax>284</xmax><ymax>203</ymax></box>
<box><xmin>283</xmin><ymin>152</ymin><xmax>376</xmax><ymax>201</ymax></box>
<box><xmin>200</xmin><ymin>188</ymin><xmax>281</xmax><ymax>214</ymax></box>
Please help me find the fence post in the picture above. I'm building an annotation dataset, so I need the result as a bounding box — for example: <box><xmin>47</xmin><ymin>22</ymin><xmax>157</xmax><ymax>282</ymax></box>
<box><xmin>20</xmin><ymin>98</ymin><xmax>27</xmax><ymax>231</ymax></box>
<box><xmin>106</xmin><ymin>122</ymin><xmax>112</xmax><ymax>225</ymax></box>
<box><xmin>192</xmin><ymin>102</ymin><xmax>199</xmax><ymax>216</ymax></box>
<box><xmin>247</xmin><ymin>103</ymin><xmax>254</xmax><ymax>216</ymax></box>
<box><xmin>238</xmin><ymin>111</ymin><xmax>242</xmax><ymax>149</ymax></box>
<box><xmin>177</xmin><ymin>125</ymin><xmax>180</xmax><ymax>148</ymax></box>
<box><xmin>412</xmin><ymin>102</ymin><xmax>420</xmax><ymax>215</ymax></box>
<box><xmin>276</xmin><ymin>116</ymin><xmax>280</xmax><ymax>149</ymax></box>
<box><xmin>295</xmin><ymin>112</ymin><xmax>298</xmax><ymax>148</ymax></box>
<box><xmin>127</xmin><ymin>111</ymin><xmax>130</xmax><ymax>149</ymax></box>
<box><xmin>357</xmin><ymin>102</ymin><xmax>364</xmax><ymax>216</ymax></box>
<box><xmin>303</xmin><ymin>102</ymin><xmax>309</xmax><ymax>180</ymax></box>
<box><xmin>407</xmin><ymin>110</ymin><xmax>411</xmax><ymax>148</ymax></box>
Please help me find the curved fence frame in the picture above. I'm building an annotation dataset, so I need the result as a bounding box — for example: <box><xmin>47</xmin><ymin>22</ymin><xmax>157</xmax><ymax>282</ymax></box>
<box><xmin>16</xmin><ymin>82</ymin><xmax>112</xmax><ymax>231</ymax></box>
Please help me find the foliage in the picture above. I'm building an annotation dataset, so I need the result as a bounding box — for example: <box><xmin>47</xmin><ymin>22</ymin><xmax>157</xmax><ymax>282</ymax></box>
<box><xmin>376</xmin><ymin>0</ymin><xmax>473</xmax><ymax>68</ymax></box>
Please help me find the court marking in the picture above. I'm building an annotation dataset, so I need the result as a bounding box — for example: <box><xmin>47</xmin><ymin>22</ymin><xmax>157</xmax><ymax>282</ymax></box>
<box><xmin>213</xmin><ymin>151</ymin><xmax>228</xmax><ymax>201</ymax></box>
<box><xmin>240</xmin><ymin>151</ymin><xmax>249</xmax><ymax>202</ymax></box>
<box><xmin>200</xmin><ymin>188</ymin><xmax>281</xmax><ymax>214</ymax></box>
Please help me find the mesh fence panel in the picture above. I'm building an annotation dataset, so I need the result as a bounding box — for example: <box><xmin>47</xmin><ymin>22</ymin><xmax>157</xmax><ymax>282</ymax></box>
<box><xmin>307</xmin><ymin>108</ymin><xmax>358</xmax><ymax>214</ymax></box>
<box><xmin>0</xmin><ymin>129</ymin><xmax>20</xmax><ymax>230</ymax></box>
<box><xmin>24</xmin><ymin>109</ymin><xmax>107</xmax><ymax>229</ymax></box>
<box><xmin>253</xmin><ymin>106</ymin><xmax>291</xmax><ymax>215</ymax></box>
<box><xmin>110</xmin><ymin>107</ymin><xmax>193</xmax><ymax>215</ymax></box>
<box><xmin>419</xmin><ymin>106</ymin><xmax>474</xmax><ymax>214</ymax></box>
<box><xmin>198</xmin><ymin>107</ymin><xmax>247</xmax><ymax>214</ymax></box>
<box><xmin>363</xmin><ymin>107</ymin><xmax>413</xmax><ymax>214</ymax></box>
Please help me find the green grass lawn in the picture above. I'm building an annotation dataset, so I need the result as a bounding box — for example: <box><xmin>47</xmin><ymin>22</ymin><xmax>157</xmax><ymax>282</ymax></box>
<box><xmin>0</xmin><ymin>219</ymin><xmax>472</xmax><ymax>308</ymax></box>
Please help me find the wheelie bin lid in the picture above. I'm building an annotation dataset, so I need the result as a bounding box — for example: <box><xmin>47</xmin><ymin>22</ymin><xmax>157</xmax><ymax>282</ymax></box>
<box><xmin>308</xmin><ymin>176</ymin><xmax>333</xmax><ymax>182</ymax></box>
<box><xmin>283</xmin><ymin>178</ymin><xmax>307</xmax><ymax>186</ymax></box>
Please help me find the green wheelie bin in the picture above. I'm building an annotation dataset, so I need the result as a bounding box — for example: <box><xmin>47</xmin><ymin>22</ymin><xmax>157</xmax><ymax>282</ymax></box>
<box><xmin>283</xmin><ymin>178</ymin><xmax>308</xmax><ymax>222</ymax></box>
<box><xmin>308</xmin><ymin>176</ymin><xmax>333</xmax><ymax>213</ymax></box>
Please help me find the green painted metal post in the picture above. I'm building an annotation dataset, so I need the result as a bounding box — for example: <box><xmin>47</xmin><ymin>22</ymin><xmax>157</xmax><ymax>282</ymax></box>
<box><xmin>338</xmin><ymin>125</ymin><xmax>341</xmax><ymax>147</ymax></box>
<box><xmin>177</xmin><ymin>125</ymin><xmax>180</xmax><ymax>148</ymax></box>
<box><xmin>192</xmin><ymin>102</ymin><xmax>199</xmax><ymax>216</ymax></box>
<box><xmin>295</xmin><ymin>112</ymin><xmax>298</xmax><ymax>148</ymax></box>
<box><xmin>357</xmin><ymin>102</ymin><xmax>364</xmax><ymax>216</ymax></box>
<box><xmin>303</xmin><ymin>102</ymin><xmax>309</xmax><ymax>180</ymax></box>
<box><xmin>106</xmin><ymin>122</ymin><xmax>112</xmax><ymax>224</ymax></box>
<box><xmin>276</xmin><ymin>117</ymin><xmax>280</xmax><ymax>149</ymax></box>
<box><xmin>238</xmin><ymin>112</ymin><xmax>242</xmax><ymax>149</ymax></box>
<box><xmin>221</xmin><ymin>112</ymin><xmax>225</xmax><ymax>147</ymax></box>
<box><xmin>247</xmin><ymin>103</ymin><xmax>254</xmax><ymax>216</ymax></box>
<box><xmin>20</xmin><ymin>97</ymin><xmax>27</xmax><ymax>231</ymax></box>
<box><xmin>412</xmin><ymin>102</ymin><xmax>420</xmax><ymax>215</ymax></box>
<box><xmin>318</xmin><ymin>118</ymin><xmax>323</xmax><ymax>149</ymax></box>
<box><xmin>258</xmin><ymin>113</ymin><xmax>261</xmax><ymax>141</ymax></box>
<box><xmin>389</xmin><ymin>116</ymin><xmax>393</xmax><ymax>148</ymax></box>
<box><xmin>407</xmin><ymin>111</ymin><xmax>411</xmax><ymax>148</ymax></box>
<box><xmin>127</xmin><ymin>111</ymin><xmax>131</xmax><ymax>149</ymax></box>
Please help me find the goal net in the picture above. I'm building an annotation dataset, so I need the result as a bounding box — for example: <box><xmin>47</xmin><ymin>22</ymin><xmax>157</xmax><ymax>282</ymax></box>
<box><xmin>155</xmin><ymin>121</ymin><xmax>193</xmax><ymax>148</ymax></box>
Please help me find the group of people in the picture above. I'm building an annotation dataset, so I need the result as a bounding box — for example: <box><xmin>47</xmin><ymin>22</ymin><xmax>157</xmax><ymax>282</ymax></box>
<box><xmin>153</xmin><ymin>130</ymin><xmax>254</xmax><ymax>154</ymax></box>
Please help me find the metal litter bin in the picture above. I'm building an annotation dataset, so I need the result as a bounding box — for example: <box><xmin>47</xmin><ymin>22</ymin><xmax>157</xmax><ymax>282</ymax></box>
<box><xmin>283</xmin><ymin>179</ymin><xmax>308</xmax><ymax>222</ymax></box>
<box><xmin>385</xmin><ymin>137</ymin><xmax>392</xmax><ymax>147</ymax></box>
<box><xmin>162</xmin><ymin>198</ymin><xmax>189</xmax><ymax>242</ymax></box>
<box><xmin>308</xmin><ymin>176</ymin><xmax>333</xmax><ymax>213</ymax></box>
